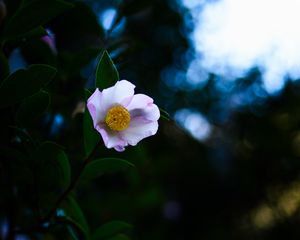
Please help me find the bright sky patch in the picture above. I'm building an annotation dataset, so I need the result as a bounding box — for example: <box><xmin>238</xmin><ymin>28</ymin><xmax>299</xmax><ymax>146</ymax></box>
<box><xmin>184</xmin><ymin>0</ymin><xmax>300</xmax><ymax>93</ymax></box>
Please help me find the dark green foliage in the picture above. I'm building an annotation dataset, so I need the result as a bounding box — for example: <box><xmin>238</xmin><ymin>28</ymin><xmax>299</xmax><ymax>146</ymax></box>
<box><xmin>61</xmin><ymin>48</ymin><xmax>102</xmax><ymax>76</ymax></box>
<box><xmin>49</xmin><ymin>1</ymin><xmax>103</xmax><ymax>51</ymax></box>
<box><xmin>33</xmin><ymin>141</ymin><xmax>71</xmax><ymax>188</ymax></box>
<box><xmin>92</xmin><ymin>221</ymin><xmax>132</xmax><ymax>240</ymax></box>
<box><xmin>16</xmin><ymin>90</ymin><xmax>50</xmax><ymax>127</ymax></box>
<box><xmin>83</xmin><ymin>89</ymin><xmax>100</xmax><ymax>155</ymax></box>
<box><xmin>96</xmin><ymin>50</ymin><xmax>119</xmax><ymax>89</ymax></box>
<box><xmin>0</xmin><ymin>1</ymin><xmax>135</xmax><ymax>239</ymax></box>
<box><xmin>159</xmin><ymin>108</ymin><xmax>170</xmax><ymax>121</ymax></box>
<box><xmin>81</xmin><ymin>158</ymin><xmax>135</xmax><ymax>181</ymax></box>
<box><xmin>106</xmin><ymin>234</ymin><xmax>131</xmax><ymax>240</ymax></box>
<box><xmin>0</xmin><ymin>64</ymin><xmax>56</xmax><ymax>108</ymax></box>
<box><xmin>62</xmin><ymin>196</ymin><xmax>90</xmax><ymax>239</ymax></box>
<box><xmin>20</xmin><ymin>26</ymin><xmax>47</xmax><ymax>39</ymax></box>
<box><xmin>3</xmin><ymin>0</ymin><xmax>73</xmax><ymax>40</ymax></box>
<box><xmin>21</xmin><ymin>38</ymin><xmax>58</xmax><ymax>66</ymax></box>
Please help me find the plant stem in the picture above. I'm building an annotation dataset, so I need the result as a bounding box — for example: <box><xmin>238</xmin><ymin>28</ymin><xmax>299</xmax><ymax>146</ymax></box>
<box><xmin>41</xmin><ymin>141</ymin><xmax>101</xmax><ymax>223</ymax></box>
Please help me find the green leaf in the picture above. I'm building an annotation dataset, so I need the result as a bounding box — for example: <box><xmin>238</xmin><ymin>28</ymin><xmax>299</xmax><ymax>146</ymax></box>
<box><xmin>20</xmin><ymin>26</ymin><xmax>48</xmax><ymax>40</ymax></box>
<box><xmin>92</xmin><ymin>221</ymin><xmax>132</xmax><ymax>240</ymax></box>
<box><xmin>67</xmin><ymin>223</ymin><xmax>81</xmax><ymax>240</ymax></box>
<box><xmin>56</xmin><ymin>215</ymin><xmax>88</xmax><ymax>240</ymax></box>
<box><xmin>107</xmin><ymin>234</ymin><xmax>131</xmax><ymax>240</ymax></box>
<box><xmin>3</xmin><ymin>0</ymin><xmax>73</xmax><ymax>40</ymax></box>
<box><xmin>16</xmin><ymin>90</ymin><xmax>50</xmax><ymax>127</ymax></box>
<box><xmin>95</xmin><ymin>50</ymin><xmax>119</xmax><ymax>89</ymax></box>
<box><xmin>34</xmin><ymin>142</ymin><xmax>71</xmax><ymax>188</ymax></box>
<box><xmin>81</xmin><ymin>158</ymin><xmax>135</xmax><ymax>181</ymax></box>
<box><xmin>0</xmin><ymin>64</ymin><xmax>57</xmax><ymax>108</ymax></box>
<box><xmin>159</xmin><ymin>108</ymin><xmax>170</xmax><ymax>121</ymax></box>
<box><xmin>83</xmin><ymin>89</ymin><xmax>100</xmax><ymax>155</ymax></box>
<box><xmin>21</xmin><ymin>38</ymin><xmax>57</xmax><ymax>66</ymax></box>
<box><xmin>62</xmin><ymin>196</ymin><xmax>90</xmax><ymax>239</ymax></box>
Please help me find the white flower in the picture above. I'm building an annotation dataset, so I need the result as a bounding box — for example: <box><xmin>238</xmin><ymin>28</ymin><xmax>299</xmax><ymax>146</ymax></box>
<box><xmin>87</xmin><ymin>80</ymin><xmax>160</xmax><ymax>151</ymax></box>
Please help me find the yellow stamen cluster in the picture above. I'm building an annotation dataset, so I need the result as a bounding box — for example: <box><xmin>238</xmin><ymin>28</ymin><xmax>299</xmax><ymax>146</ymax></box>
<box><xmin>105</xmin><ymin>105</ymin><xmax>131</xmax><ymax>131</ymax></box>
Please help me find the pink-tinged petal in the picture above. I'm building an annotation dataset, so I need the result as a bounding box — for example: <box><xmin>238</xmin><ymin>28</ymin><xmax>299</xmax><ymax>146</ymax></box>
<box><xmin>114</xmin><ymin>145</ymin><xmax>126</xmax><ymax>152</ymax></box>
<box><xmin>95</xmin><ymin>125</ymin><xmax>127</xmax><ymax>151</ymax></box>
<box><xmin>87</xmin><ymin>89</ymin><xmax>106</xmax><ymax>127</ymax></box>
<box><xmin>120</xmin><ymin>117</ymin><xmax>159</xmax><ymax>146</ymax></box>
<box><xmin>127</xmin><ymin>94</ymin><xmax>160</xmax><ymax>121</ymax></box>
<box><xmin>101</xmin><ymin>80</ymin><xmax>135</xmax><ymax>111</ymax></box>
<box><xmin>127</xmin><ymin>94</ymin><xmax>153</xmax><ymax>110</ymax></box>
<box><xmin>142</xmin><ymin>103</ymin><xmax>160</xmax><ymax>121</ymax></box>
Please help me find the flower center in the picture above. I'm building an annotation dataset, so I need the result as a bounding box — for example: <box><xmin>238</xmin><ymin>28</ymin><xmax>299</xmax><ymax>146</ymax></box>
<box><xmin>105</xmin><ymin>105</ymin><xmax>131</xmax><ymax>131</ymax></box>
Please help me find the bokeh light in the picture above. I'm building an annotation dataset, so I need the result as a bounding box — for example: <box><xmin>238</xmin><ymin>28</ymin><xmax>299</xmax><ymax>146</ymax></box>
<box><xmin>178</xmin><ymin>0</ymin><xmax>300</xmax><ymax>94</ymax></box>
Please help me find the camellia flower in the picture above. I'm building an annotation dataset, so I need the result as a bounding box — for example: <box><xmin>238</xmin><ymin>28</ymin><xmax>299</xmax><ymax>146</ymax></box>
<box><xmin>87</xmin><ymin>80</ymin><xmax>160</xmax><ymax>151</ymax></box>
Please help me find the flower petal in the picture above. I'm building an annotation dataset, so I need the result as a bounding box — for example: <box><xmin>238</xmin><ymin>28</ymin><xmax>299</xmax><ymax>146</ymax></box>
<box><xmin>87</xmin><ymin>89</ymin><xmax>106</xmax><ymax>127</ymax></box>
<box><xmin>101</xmin><ymin>80</ymin><xmax>135</xmax><ymax>111</ymax></box>
<box><xmin>114</xmin><ymin>145</ymin><xmax>126</xmax><ymax>152</ymax></box>
<box><xmin>127</xmin><ymin>94</ymin><xmax>160</xmax><ymax>121</ymax></box>
<box><xmin>120</xmin><ymin>117</ymin><xmax>159</xmax><ymax>146</ymax></box>
<box><xmin>95</xmin><ymin>125</ymin><xmax>127</xmax><ymax>152</ymax></box>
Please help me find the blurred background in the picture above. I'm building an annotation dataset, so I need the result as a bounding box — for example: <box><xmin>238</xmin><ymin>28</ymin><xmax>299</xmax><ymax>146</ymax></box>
<box><xmin>2</xmin><ymin>0</ymin><xmax>300</xmax><ymax>239</ymax></box>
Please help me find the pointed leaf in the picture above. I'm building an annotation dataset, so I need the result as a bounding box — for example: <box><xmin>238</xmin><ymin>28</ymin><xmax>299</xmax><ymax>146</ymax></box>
<box><xmin>92</xmin><ymin>221</ymin><xmax>132</xmax><ymax>240</ymax></box>
<box><xmin>62</xmin><ymin>196</ymin><xmax>90</xmax><ymax>239</ymax></box>
<box><xmin>159</xmin><ymin>108</ymin><xmax>170</xmax><ymax>121</ymax></box>
<box><xmin>81</xmin><ymin>158</ymin><xmax>135</xmax><ymax>181</ymax></box>
<box><xmin>83</xmin><ymin>89</ymin><xmax>100</xmax><ymax>155</ymax></box>
<box><xmin>67</xmin><ymin>224</ymin><xmax>81</xmax><ymax>240</ymax></box>
<box><xmin>56</xmin><ymin>215</ymin><xmax>88</xmax><ymax>240</ymax></box>
<box><xmin>0</xmin><ymin>64</ymin><xmax>56</xmax><ymax>108</ymax></box>
<box><xmin>95</xmin><ymin>50</ymin><xmax>119</xmax><ymax>89</ymax></box>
